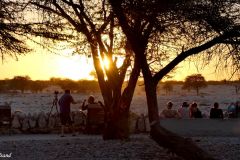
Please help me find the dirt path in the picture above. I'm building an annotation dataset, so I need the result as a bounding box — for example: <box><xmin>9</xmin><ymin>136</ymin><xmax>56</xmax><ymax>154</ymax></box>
<box><xmin>0</xmin><ymin>134</ymin><xmax>239</xmax><ymax>160</ymax></box>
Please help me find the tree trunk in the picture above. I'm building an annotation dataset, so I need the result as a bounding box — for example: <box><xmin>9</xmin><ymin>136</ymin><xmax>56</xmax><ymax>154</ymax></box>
<box><xmin>103</xmin><ymin>82</ymin><xmax>138</xmax><ymax>140</ymax></box>
<box><xmin>197</xmin><ymin>87</ymin><xmax>199</xmax><ymax>96</ymax></box>
<box><xmin>144</xmin><ymin>80</ymin><xmax>159</xmax><ymax>122</ymax></box>
<box><xmin>150</xmin><ymin>123</ymin><xmax>216</xmax><ymax>160</ymax></box>
<box><xmin>103</xmin><ymin>109</ymin><xmax>129</xmax><ymax>140</ymax></box>
<box><xmin>102</xmin><ymin>57</ymin><xmax>140</xmax><ymax>140</ymax></box>
<box><xmin>145</xmin><ymin>82</ymin><xmax>216</xmax><ymax>160</ymax></box>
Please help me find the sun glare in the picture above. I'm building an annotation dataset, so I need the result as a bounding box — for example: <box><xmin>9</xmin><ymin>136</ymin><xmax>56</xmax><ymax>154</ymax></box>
<box><xmin>102</xmin><ymin>57</ymin><xmax>110</xmax><ymax>70</ymax></box>
<box><xmin>56</xmin><ymin>55</ymin><xmax>94</xmax><ymax>80</ymax></box>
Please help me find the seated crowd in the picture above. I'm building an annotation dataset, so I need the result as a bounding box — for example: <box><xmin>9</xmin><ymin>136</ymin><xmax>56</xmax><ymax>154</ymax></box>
<box><xmin>160</xmin><ymin>101</ymin><xmax>240</xmax><ymax>119</ymax></box>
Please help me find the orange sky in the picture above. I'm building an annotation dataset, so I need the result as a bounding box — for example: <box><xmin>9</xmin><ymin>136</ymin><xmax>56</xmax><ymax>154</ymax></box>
<box><xmin>0</xmin><ymin>40</ymin><xmax>237</xmax><ymax>81</ymax></box>
<box><xmin>0</xmin><ymin>50</ymin><xmax>95</xmax><ymax>80</ymax></box>
<box><xmin>0</xmin><ymin>49</ymin><xmax>233</xmax><ymax>81</ymax></box>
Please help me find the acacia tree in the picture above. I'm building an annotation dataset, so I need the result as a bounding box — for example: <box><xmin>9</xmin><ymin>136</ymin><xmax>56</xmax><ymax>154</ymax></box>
<box><xmin>0</xmin><ymin>1</ymin><xmax>31</xmax><ymax>60</ymax></box>
<box><xmin>28</xmin><ymin>0</ymin><xmax>140</xmax><ymax>139</ymax></box>
<box><xmin>231</xmin><ymin>78</ymin><xmax>240</xmax><ymax>94</ymax></box>
<box><xmin>109</xmin><ymin>0</ymin><xmax>240</xmax><ymax>159</ymax></box>
<box><xmin>182</xmin><ymin>74</ymin><xmax>207</xmax><ymax>96</ymax></box>
<box><xmin>0</xmin><ymin>0</ymin><xmax>71</xmax><ymax>61</ymax></box>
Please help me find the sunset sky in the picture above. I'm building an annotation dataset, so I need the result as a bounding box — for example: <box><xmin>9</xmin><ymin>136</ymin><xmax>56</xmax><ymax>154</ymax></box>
<box><xmin>0</xmin><ymin>47</ymin><xmax>94</xmax><ymax>81</ymax></box>
<box><xmin>0</xmin><ymin>3</ymin><xmax>236</xmax><ymax>82</ymax></box>
<box><xmin>0</xmin><ymin>47</ymin><xmax>233</xmax><ymax>81</ymax></box>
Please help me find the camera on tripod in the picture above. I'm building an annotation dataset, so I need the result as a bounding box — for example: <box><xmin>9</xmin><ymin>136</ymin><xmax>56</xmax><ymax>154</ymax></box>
<box><xmin>48</xmin><ymin>91</ymin><xmax>59</xmax><ymax>116</ymax></box>
<box><xmin>54</xmin><ymin>91</ymin><xmax>59</xmax><ymax>99</ymax></box>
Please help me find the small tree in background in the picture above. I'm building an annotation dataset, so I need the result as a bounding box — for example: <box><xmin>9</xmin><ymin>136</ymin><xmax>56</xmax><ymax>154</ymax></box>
<box><xmin>9</xmin><ymin>76</ymin><xmax>31</xmax><ymax>93</ymax></box>
<box><xmin>182</xmin><ymin>74</ymin><xmax>207</xmax><ymax>96</ymax></box>
<box><xmin>0</xmin><ymin>80</ymin><xmax>8</xmax><ymax>92</ymax></box>
<box><xmin>29</xmin><ymin>80</ymin><xmax>48</xmax><ymax>93</ymax></box>
<box><xmin>162</xmin><ymin>82</ymin><xmax>173</xmax><ymax>95</ymax></box>
<box><xmin>232</xmin><ymin>78</ymin><xmax>240</xmax><ymax>95</ymax></box>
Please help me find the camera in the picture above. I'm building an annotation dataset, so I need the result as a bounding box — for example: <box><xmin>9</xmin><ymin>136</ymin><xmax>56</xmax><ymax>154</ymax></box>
<box><xmin>54</xmin><ymin>91</ymin><xmax>59</xmax><ymax>99</ymax></box>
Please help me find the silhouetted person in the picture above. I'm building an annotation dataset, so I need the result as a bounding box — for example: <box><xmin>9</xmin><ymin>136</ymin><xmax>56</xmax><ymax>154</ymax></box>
<box><xmin>81</xmin><ymin>95</ymin><xmax>104</xmax><ymax>110</ymax></box>
<box><xmin>81</xmin><ymin>95</ymin><xmax>105</xmax><ymax>134</ymax></box>
<box><xmin>210</xmin><ymin>102</ymin><xmax>223</xmax><ymax>119</ymax></box>
<box><xmin>227</xmin><ymin>102</ymin><xmax>237</xmax><ymax>118</ymax></box>
<box><xmin>58</xmin><ymin>89</ymin><xmax>77</xmax><ymax>137</ymax></box>
<box><xmin>189</xmin><ymin>102</ymin><xmax>202</xmax><ymax>118</ymax></box>
<box><xmin>178</xmin><ymin>102</ymin><xmax>190</xmax><ymax>118</ymax></box>
<box><xmin>236</xmin><ymin>101</ymin><xmax>240</xmax><ymax>118</ymax></box>
<box><xmin>160</xmin><ymin>101</ymin><xmax>180</xmax><ymax>118</ymax></box>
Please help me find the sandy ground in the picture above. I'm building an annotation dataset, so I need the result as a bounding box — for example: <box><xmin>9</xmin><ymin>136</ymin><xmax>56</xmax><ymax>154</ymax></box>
<box><xmin>0</xmin><ymin>85</ymin><xmax>239</xmax><ymax>160</ymax></box>
<box><xmin>0</xmin><ymin>134</ymin><xmax>239</xmax><ymax>160</ymax></box>
<box><xmin>0</xmin><ymin>134</ymin><xmax>181</xmax><ymax>160</ymax></box>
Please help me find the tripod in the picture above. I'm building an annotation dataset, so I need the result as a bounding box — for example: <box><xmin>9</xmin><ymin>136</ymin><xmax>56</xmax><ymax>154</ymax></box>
<box><xmin>48</xmin><ymin>93</ymin><xmax>59</xmax><ymax>122</ymax></box>
<box><xmin>49</xmin><ymin>94</ymin><xmax>59</xmax><ymax>115</ymax></box>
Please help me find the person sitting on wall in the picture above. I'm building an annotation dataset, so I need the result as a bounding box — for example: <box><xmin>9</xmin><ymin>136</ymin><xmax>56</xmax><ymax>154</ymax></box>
<box><xmin>227</xmin><ymin>102</ymin><xmax>237</xmax><ymax>118</ymax></box>
<box><xmin>235</xmin><ymin>101</ymin><xmax>240</xmax><ymax>118</ymax></box>
<box><xmin>81</xmin><ymin>95</ymin><xmax>104</xmax><ymax>110</ymax></box>
<box><xmin>178</xmin><ymin>102</ymin><xmax>190</xmax><ymax>118</ymax></box>
<box><xmin>210</xmin><ymin>102</ymin><xmax>224</xmax><ymax>119</ymax></box>
<box><xmin>160</xmin><ymin>101</ymin><xmax>180</xmax><ymax>118</ymax></box>
<box><xmin>189</xmin><ymin>102</ymin><xmax>202</xmax><ymax>118</ymax></box>
<box><xmin>81</xmin><ymin>95</ymin><xmax>104</xmax><ymax>134</ymax></box>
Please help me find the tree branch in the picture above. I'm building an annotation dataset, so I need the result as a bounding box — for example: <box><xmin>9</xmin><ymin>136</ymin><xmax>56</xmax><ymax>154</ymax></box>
<box><xmin>153</xmin><ymin>32</ymin><xmax>237</xmax><ymax>83</ymax></box>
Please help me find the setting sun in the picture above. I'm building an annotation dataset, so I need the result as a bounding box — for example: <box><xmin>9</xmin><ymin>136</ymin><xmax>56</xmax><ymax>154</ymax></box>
<box><xmin>101</xmin><ymin>57</ymin><xmax>110</xmax><ymax>70</ymax></box>
<box><xmin>56</xmin><ymin>54</ymin><xmax>95</xmax><ymax>80</ymax></box>
<box><xmin>0</xmin><ymin>48</ymin><xmax>236</xmax><ymax>81</ymax></box>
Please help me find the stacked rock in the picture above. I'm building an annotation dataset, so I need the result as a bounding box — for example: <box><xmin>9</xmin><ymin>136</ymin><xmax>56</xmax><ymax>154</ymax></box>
<box><xmin>5</xmin><ymin>111</ymin><xmax>150</xmax><ymax>134</ymax></box>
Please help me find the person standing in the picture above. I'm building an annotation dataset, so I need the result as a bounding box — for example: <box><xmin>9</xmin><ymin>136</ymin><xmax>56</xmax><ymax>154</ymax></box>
<box><xmin>58</xmin><ymin>89</ymin><xmax>77</xmax><ymax>137</ymax></box>
<box><xmin>210</xmin><ymin>102</ymin><xmax>223</xmax><ymax>119</ymax></box>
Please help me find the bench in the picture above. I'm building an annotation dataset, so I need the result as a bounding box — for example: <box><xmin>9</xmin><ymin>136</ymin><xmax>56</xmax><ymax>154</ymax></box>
<box><xmin>86</xmin><ymin>104</ymin><xmax>104</xmax><ymax>134</ymax></box>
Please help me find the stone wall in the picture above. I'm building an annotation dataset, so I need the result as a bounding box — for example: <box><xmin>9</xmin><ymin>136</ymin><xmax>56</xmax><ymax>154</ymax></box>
<box><xmin>1</xmin><ymin>111</ymin><xmax>149</xmax><ymax>134</ymax></box>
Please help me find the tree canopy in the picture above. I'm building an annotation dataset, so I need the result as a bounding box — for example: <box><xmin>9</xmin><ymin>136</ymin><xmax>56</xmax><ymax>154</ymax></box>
<box><xmin>108</xmin><ymin>0</ymin><xmax>240</xmax><ymax>159</ymax></box>
<box><xmin>182</xmin><ymin>74</ymin><xmax>207</xmax><ymax>95</ymax></box>
<box><xmin>0</xmin><ymin>1</ymin><xmax>31</xmax><ymax>60</ymax></box>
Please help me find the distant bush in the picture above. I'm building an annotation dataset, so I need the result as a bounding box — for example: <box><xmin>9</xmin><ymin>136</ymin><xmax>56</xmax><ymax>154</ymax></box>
<box><xmin>9</xmin><ymin>76</ymin><xmax>31</xmax><ymax>93</ymax></box>
<box><xmin>0</xmin><ymin>77</ymin><xmax>102</xmax><ymax>93</ymax></box>
<box><xmin>162</xmin><ymin>81</ymin><xmax>173</xmax><ymax>95</ymax></box>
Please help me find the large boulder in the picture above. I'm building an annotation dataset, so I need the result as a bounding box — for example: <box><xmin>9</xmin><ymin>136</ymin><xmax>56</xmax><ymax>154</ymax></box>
<box><xmin>47</xmin><ymin>114</ymin><xmax>56</xmax><ymax>129</ymax></box>
<box><xmin>53</xmin><ymin>113</ymin><xmax>61</xmax><ymax>127</ymax></box>
<box><xmin>21</xmin><ymin>116</ymin><xmax>29</xmax><ymax>131</ymax></box>
<box><xmin>72</xmin><ymin>111</ymin><xmax>86</xmax><ymax>126</ymax></box>
<box><xmin>11</xmin><ymin>115</ymin><xmax>21</xmax><ymax>129</ymax></box>
<box><xmin>136</xmin><ymin>114</ymin><xmax>147</xmax><ymax>132</ymax></box>
<box><xmin>38</xmin><ymin>112</ymin><xmax>47</xmax><ymax>128</ymax></box>
<box><xmin>145</xmin><ymin>116</ymin><xmax>150</xmax><ymax>132</ymax></box>
<box><xmin>29</xmin><ymin>113</ymin><xmax>37</xmax><ymax>128</ymax></box>
<box><xmin>11</xmin><ymin>111</ymin><xmax>26</xmax><ymax>129</ymax></box>
<box><xmin>72</xmin><ymin>111</ymin><xmax>86</xmax><ymax>132</ymax></box>
<box><xmin>129</xmin><ymin>112</ymin><xmax>139</xmax><ymax>133</ymax></box>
